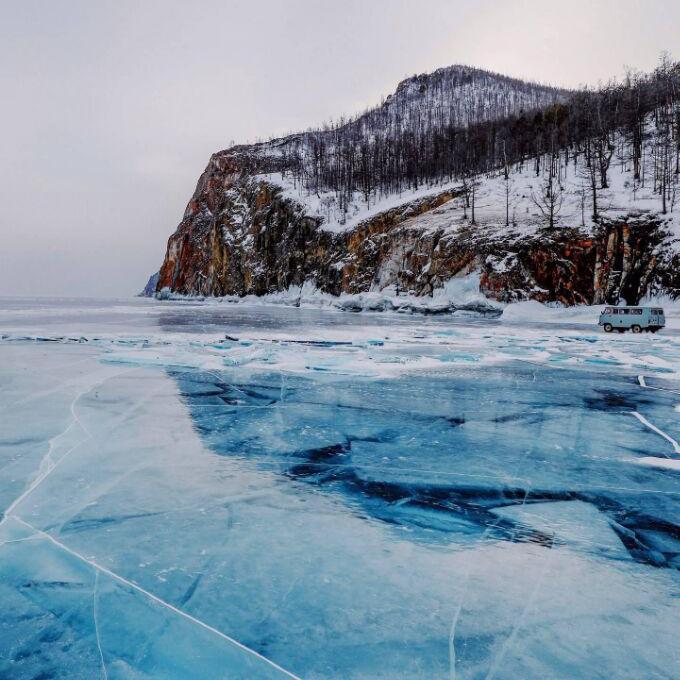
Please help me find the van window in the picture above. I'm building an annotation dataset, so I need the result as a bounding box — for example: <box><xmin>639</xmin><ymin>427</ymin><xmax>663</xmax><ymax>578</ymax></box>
<box><xmin>612</xmin><ymin>309</ymin><xmax>619</xmax><ymax>314</ymax></box>
<box><xmin>623</xmin><ymin>309</ymin><xmax>630</xmax><ymax>315</ymax></box>
<box><xmin>653</xmin><ymin>309</ymin><xmax>663</xmax><ymax>315</ymax></box>
<box><xmin>604</xmin><ymin>307</ymin><xmax>613</xmax><ymax>314</ymax></box>
<box><xmin>632</xmin><ymin>308</ymin><xmax>642</xmax><ymax>315</ymax></box>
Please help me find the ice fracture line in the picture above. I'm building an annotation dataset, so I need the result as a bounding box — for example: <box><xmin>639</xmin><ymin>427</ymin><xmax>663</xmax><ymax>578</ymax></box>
<box><xmin>1</xmin><ymin>367</ymin><xmax>134</xmax><ymax>528</ymax></box>
<box><xmin>12</xmin><ymin>517</ymin><xmax>301</xmax><ymax>680</ymax></box>
<box><xmin>632</xmin><ymin>411</ymin><xmax>680</xmax><ymax>455</ymax></box>
<box><xmin>638</xmin><ymin>375</ymin><xmax>680</xmax><ymax>396</ymax></box>
<box><xmin>93</xmin><ymin>570</ymin><xmax>108</xmax><ymax>680</ymax></box>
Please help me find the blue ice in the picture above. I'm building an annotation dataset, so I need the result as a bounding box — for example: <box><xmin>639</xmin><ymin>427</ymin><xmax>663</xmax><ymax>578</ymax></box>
<box><xmin>1</xmin><ymin>301</ymin><xmax>679</xmax><ymax>679</ymax></box>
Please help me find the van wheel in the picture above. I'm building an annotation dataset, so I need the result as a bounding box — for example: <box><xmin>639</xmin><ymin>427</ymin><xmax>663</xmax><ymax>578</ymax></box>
<box><xmin>632</xmin><ymin>325</ymin><xmax>642</xmax><ymax>333</ymax></box>
<box><xmin>603</xmin><ymin>323</ymin><xmax>613</xmax><ymax>333</ymax></box>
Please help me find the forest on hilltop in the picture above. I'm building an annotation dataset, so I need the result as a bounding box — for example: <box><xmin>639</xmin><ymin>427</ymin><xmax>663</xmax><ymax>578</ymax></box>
<box><xmin>253</xmin><ymin>58</ymin><xmax>680</xmax><ymax>226</ymax></box>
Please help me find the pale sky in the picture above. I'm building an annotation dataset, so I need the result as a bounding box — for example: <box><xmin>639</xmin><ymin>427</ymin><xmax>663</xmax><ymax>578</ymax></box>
<box><xmin>1</xmin><ymin>0</ymin><xmax>678</xmax><ymax>297</ymax></box>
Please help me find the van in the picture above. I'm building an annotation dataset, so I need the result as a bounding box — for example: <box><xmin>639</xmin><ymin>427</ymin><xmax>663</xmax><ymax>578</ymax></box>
<box><xmin>598</xmin><ymin>306</ymin><xmax>665</xmax><ymax>333</ymax></box>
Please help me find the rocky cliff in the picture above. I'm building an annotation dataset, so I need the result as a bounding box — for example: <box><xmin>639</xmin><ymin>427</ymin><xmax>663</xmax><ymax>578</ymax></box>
<box><xmin>152</xmin><ymin>65</ymin><xmax>680</xmax><ymax>307</ymax></box>
<box><xmin>139</xmin><ymin>272</ymin><xmax>159</xmax><ymax>297</ymax></box>
<box><xmin>155</xmin><ymin>158</ymin><xmax>678</xmax><ymax>306</ymax></box>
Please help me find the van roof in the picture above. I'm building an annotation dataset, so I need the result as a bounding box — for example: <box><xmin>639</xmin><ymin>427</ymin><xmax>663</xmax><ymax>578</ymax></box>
<box><xmin>606</xmin><ymin>305</ymin><xmax>661</xmax><ymax>309</ymax></box>
<box><xmin>603</xmin><ymin>306</ymin><xmax>664</xmax><ymax>310</ymax></box>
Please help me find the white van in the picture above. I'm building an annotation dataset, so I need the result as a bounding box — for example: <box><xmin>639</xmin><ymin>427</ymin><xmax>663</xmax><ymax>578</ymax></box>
<box><xmin>598</xmin><ymin>306</ymin><xmax>665</xmax><ymax>333</ymax></box>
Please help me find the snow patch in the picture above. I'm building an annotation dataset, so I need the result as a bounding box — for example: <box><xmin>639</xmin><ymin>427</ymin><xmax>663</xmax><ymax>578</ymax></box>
<box><xmin>634</xmin><ymin>457</ymin><xmax>680</xmax><ymax>472</ymax></box>
<box><xmin>257</xmin><ymin>172</ymin><xmax>461</xmax><ymax>234</ymax></box>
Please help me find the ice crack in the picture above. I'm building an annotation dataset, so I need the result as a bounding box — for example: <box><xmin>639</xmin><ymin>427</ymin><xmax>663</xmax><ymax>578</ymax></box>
<box><xmin>638</xmin><ymin>374</ymin><xmax>680</xmax><ymax>396</ymax></box>
<box><xmin>12</xmin><ymin>517</ymin><xmax>301</xmax><ymax>679</ymax></box>
<box><xmin>93</xmin><ymin>570</ymin><xmax>108</xmax><ymax>679</ymax></box>
<box><xmin>631</xmin><ymin>411</ymin><xmax>680</xmax><ymax>455</ymax></box>
<box><xmin>1</xmin><ymin>384</ymin><xmax>94</xmax><ymax>528</ymax></box>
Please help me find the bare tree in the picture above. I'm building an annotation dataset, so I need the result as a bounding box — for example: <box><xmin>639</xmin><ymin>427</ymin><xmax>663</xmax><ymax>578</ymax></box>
<box><xmin>503</xmin><ymin>140</ymin><xmax>512</xmax><ymax>227</ymax></box>
<box><xmin>471</xmin><ymin>179</ymin><xmax>478</xmax><ymax>225</ymax></box>
<box><xmin>461</xmin><ymin>175</ymin><xmax>472</xmax><ymax>219</ymax></box>
<box><xmin>578</xmin><ymin>139</ymin><xmax>600</xmax><ymax>222</ymax></box>
<box><xmin>532</xmin><ymin>154</ymin><xmax>563</xmax><ymax>228</ymax></box>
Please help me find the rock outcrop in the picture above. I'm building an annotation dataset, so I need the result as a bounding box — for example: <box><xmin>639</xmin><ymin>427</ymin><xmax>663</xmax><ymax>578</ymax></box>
<box><xmin>139</xmin><ymin>272</ymin><xmax>159</xmax><ymax>297</ymax></box>
<box><xmin>155</xmin><ymin>155</ymin><xmax>678</xmax><ymax>306</ymax></box>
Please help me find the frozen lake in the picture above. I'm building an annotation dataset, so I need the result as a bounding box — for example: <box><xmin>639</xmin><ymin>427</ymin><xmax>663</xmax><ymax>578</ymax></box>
<box><xmin>1</xmin><ymin>297</ymin><xmax>679</xmax><ymax>679</ymax></box>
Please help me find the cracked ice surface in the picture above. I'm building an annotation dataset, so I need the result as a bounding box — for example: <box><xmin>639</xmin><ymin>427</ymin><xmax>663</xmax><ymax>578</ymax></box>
<box><xmin>1</xmin><ymin>298</ymin><xmax>679</xmax><ymax>679</ymax></box>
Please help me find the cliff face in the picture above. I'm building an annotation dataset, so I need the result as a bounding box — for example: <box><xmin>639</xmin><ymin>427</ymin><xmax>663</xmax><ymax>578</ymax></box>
<box><xmin>479</xmin><ymin>219</ymin><xmax>673</xmax><ymax>305</ymax></box>
<box><xmin>157</xmin><ymin>152</ymin><xmax>332</xmax><ymax>297</ymax></box>
<box><xmin>156</xmin><ymin>153</ymin><xmax>677</xmax><ymax>306</ymax></box>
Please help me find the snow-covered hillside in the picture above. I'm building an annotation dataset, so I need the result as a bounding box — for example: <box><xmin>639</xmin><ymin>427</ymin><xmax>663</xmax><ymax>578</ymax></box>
<box><xmin>256</xmin><ymin>170</ymin><xmax>461</xmax><ymax>233</ymax></box>
<box><xmin>356</xmin><ymin>64</ymin><xmax>568</xmax><ymax>131</ymax></box>
<box><xmin>260</xmin><ymin>119</ymin><xmax>680</xmax><ymax>245</ymax></box>
<box><xmin>237</xmin><ymin>65</ymin><xmax>568</xmax><ymax>227</ymax></box>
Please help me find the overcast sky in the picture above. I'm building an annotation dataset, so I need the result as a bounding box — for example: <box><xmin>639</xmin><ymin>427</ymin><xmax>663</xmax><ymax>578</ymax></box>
<box><xmin>1</xmin><ymin>0</ymin><xmax>678</xmax><ymax>297</ymax></box>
